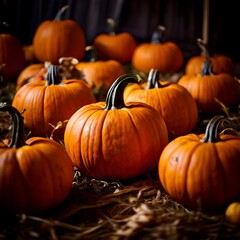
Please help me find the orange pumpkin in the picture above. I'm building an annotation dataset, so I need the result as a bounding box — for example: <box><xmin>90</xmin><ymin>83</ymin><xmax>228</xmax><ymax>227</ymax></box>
<box><xmin>185</xmin><ymin>39</ymin><xmax>235</xmax><ymax>76</ymax></box>
<box><xmin>225</xmin><ymin>202</ymin><xmax>240</xmax><ymax>225</ymax></box>
<box><xmin>64</xmin><ymin>73</ymin><xmax>168</xmax><ymax>180</ymax></box>
<box><xmin>93</xmin><ymin>18</ymin><xmax>137</xmax><ymax>64</ymax></box>
<box><xmin>0</xmin><ymin>33</ymin><xmax>26</xmax><ymax>82</ymax></box>
<box><xmin>124</xmin><ymin>69</ymin><xmax>198</xmax><ymax>138</ymax></box>
<box><xmin>159</xmin><ymin>115</ymin><xmax>240</xmax><ymax>211</ymax></box>
<box><xmin>12</xmin><ymin>65</ymin><xmax>96</xmax><ymax>139</ymax></box>
<box><xmin>0</xmin><ymin>104</ymin><xmax>73</xmax><ymax>214</ymax></box>
<box><xmin>132</xmin><ymin>26</ymin><xmax>184</xmax><ymax>74</ymax></box>
<box><xmin>76</xmin><ymin>46</ymin><xmax>125</xmax><ymax>92</ymax></box>
<box><xmin>33</xmin><ymin>5</ymin><xmax>86</xmax><ymax>64</ymax></box>
<box><xmin>178</xmin><ymin>60</ymin><xmax>240</xmax><ymax>114</ymax></box>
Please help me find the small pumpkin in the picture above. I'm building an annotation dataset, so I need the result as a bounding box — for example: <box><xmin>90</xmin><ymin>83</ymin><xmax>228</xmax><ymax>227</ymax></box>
<box><xmin>178</xmin><ymin>59</ymin><xmax>240</xmax><ymax>114</ymax></box>
<box><xmin>93</xmin><ymin>18</ymin><xmax>137</xmax><ymax>64</ymax></box>
<box><xmin>132</xmin><ymin>25</ymin><xmax>184</xmax><ymax>74</ymax></box>
<box><xmin>124</xmin><ymin>69</ymin><xmax>198</xmax><ymax>138</ymax></box>
<box><xmin>64</xmin><ymin>73</ymin><xmax>168</xmax><ymax>180</ymax></box>
<box><xmin>185</xmin><ymin>38</ymin><xmax>235</xmax><ymax>76</ymax></box>
<box><xmin>225</xmin><ymin>202</ymin><xmax>240</xmax><ymax>225</ymax></box>
<box><xmin>159</xmin><ymin>115</ymin><xmax>240</xmax><ymax>211</ymax></box>
<box><xmin>76</xmin><ymin>46</ymin><xmax>125</xmax><ymax>97</ymax></box>
<box><xmin>12</xmin><ymin>65</ymin><xmax>96</xmax><ymax>139</ymax></box>
<box><xmin>33</xmin><ymin>5</ymin><xmax>86</xmax><ymax>64</ymax></box>
<box><xmin>0</xmin><ymin>104</ymin><xmax>73</xmax><ymax>214</ymax></box>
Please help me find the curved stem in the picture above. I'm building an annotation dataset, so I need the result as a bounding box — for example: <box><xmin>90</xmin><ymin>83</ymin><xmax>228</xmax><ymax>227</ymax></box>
<box><xmin>85</xmin><ymin>45</ymin><xmax>99</xmax><ymax>62</ymax></box>
<box><xmin>0</xmin><ymin>104</ymin><xmax>25</xmax><ymax>148</ymax></box>
<box><xmin>106</xmin><ymin>18</ymin><xmax>117</xmax><ymax>35</ymax></box>
<box><xmin>54</xmin><ymin>5</ymin><xmax>69</xmax><ymax>20</ymax></box>
<box><xmin>197</xmin><ymin>38</ymin><xmax>209</xmax><ymax>57</ymax></box>
<box><xmin>46</xmin><ymin>65</ymin><xmax>61</xmax><ymax>85</ymax></box>
<box><xmin>151</xmin><ymin>25</ymin><xmax>166</xmax><ymax>44</ymax></box>
<box><xmin>104</xmin><ymin>73</ymin><xmax>143</xmax><ymax>110</ymax></box>
<box><xmin>146</xmin><ymin>69</ymin><xmax>162</xmax><ymax>89</ymax></box>
<box><xmin>200</xmin><ymin>115</ymin><xmax>226</xmax><ymax>143</ymax></box>
<box><xmin>201</xmin><ymin>59</ymin><xmax>213</xmax><ymax>76</ymax></box>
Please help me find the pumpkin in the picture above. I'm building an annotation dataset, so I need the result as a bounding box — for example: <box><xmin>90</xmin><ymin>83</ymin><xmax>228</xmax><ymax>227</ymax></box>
<box><xmin>0</xmin><ymin>104</ymin><xmax>73</xmax><ymax>214</ymax></box>
<box><xmin>124</xmin><ymin>69</ymin><xmax>198</xmax><ymax>139</ymax></box>
<box><xmin>159</xmin><ymin>115</ymin><xmax>240</xmax><ymax>211</ymax></box>
<box><xmin>93</xmin><ymin>18</ymin><xmax>137</xmax><ymax>64</ymax></box>
<box><xmin>185</xmin><ymin>38</ymin><xmax>235</xmax><ymax>76</ymax></box>
<box><xmin>131</xmin><ymin>25</ymin><xmax>184</xmax><ymax>74</ymax></box>
<box><xmin>0</xmin><ymin>33</ymin><xmax>26</xmax><ymax>82</ymax></box>
<box><xmin>225</xmin><ymin>202</ymin><xmax>240</xmax><ymax>225</ymax></box>
<box><xmin>12</xmin><ymin>65</ymin><xmax>96</xmax><ymax>139</ymax></box>
<box><xmin>178</xmin><ymin>59</ymin><xmax>240</xmax><ymax>114</ymax></box>
<box><xmin>64</xmin><ymin>73</ymin><xmax>168</xmax><ymax>180</ymax></box>
<box><xmin>76</xmin><ymin>46</ymin><xmax>125</xmax><ymax>97</ymax></box>
<box><xmin>33</xmin><ymin>5</ymin><xmax>86</xmax><ymax>64</ymax></box>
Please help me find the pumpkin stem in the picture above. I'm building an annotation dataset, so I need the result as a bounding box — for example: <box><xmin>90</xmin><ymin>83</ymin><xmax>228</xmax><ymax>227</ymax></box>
<box><xmin>54</xmin><ymin>5</ymin><xmax>69</xmax><ymax>20</ymax></box>
<box><xmin>46</xmin><ymin>65</ymin><xmax>62</xmax><ymax>85</ymax></box>
<box><xmin>0</xmin><ymin>103</ymin><xmax>25</xmax><ymax>148</ymax></box>
<box><xmin>151</xmin><ymin>25</ymin><xmax>166</xmax><ymax>44</ymax></box>
<box><xmin>197</xmin><ymin>38</ymin><xmax>210</xmax><ymax>57</ymax></box>
<box><xmin>201</xmin><ymin>59</ymin><xmax>213</xmax><ymax>76</ymax></box>
<box><xmin>200</xmin><ymin>115</ymin><xmax>227</xmax><ymax>143</ymax></box>
<box><xmin>104</xmin><ymin>73</ymin><xmax>143</xmax><ymax>110</ymax></box>
<box><xmin>85</xmin><ymin>45</ymin><xmax>99</xmax><ymax>62</ymax></box>
<box><xmin>106</xmin><ymin>18</ymin><xmax>118</xmax><ymax>35</ymax></box>
<box><xmin>146</xmin><ymin>69</ymin><xmax>162</xmax><ymax>89</ymax></box>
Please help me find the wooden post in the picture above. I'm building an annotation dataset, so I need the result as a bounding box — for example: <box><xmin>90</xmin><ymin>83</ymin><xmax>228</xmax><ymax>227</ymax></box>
<box><xmin>202</xmin><ymin>0</ymin><xmax>209</xmax><ymax>45</ymax></box>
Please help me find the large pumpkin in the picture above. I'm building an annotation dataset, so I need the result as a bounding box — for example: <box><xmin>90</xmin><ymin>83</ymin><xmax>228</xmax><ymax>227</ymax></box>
<box><xmin>33</xmin><ymin>5</ymin><xmax>86</xmax><ymax>64</ymax></box>
<box><xmin>159</xmin><ymin>115</ymin><xmax>240</xmax><ymax>211</ymax></box>
<box><xmin>0</xmin><ymin>33</ymin><xmax>26</xmax><ymax>82</ymax></box>
<box><xmin>0</xmin><ymin>104</ymin><xmax>73</xmax><ymax>214</ymax></box>
<box><xmin>64</xmin><ymin>73</ymin><xmax>168</xmax><ymax>180</ymax></box>
<box><xmin>185</xmin><ymin>38</ymin><xmax>235</xmax><ymax>76</ymax></box>
<box><xmin>131</xmin><ymin>25</ymin><xmax>184</xmax><ymax>74</ymax></box>
<box><xmin>124</xmin><ymin>69</ymin><xmax>198</xmax><ymax>138</ymax></box>
<box><xmin>178</xmin><ymin>59</ymin><xmax>240</xmax><ymax>114</ymax></box>
<box><xmin>76</xmin><ymin>46</ymin><xmax>125</xmax><ymax>95</ymax></box>
<box><xmin>93</xmin><ymin>18</ymin><xmax>137</xmax><ymax>64</ymax></box>
<box><xmin>12</xmin><ymin>65</ymin><xmax>96</xmax><ymax>139</ymax></box>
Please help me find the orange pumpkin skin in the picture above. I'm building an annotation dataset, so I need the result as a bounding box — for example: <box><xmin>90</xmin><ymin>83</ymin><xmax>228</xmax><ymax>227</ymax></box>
<box><xmin>124</xmin><ymin>70</ymin><xmax>198</xmax><ymax>138</ymax></box>
<box><xmin>0</xmin><ymin>105</ymin><xmax>73</xmax><ymax>214</ymax></box>
<box><xmin>178</xmin><ymin>61</ymin><xmax>240</xmax><ymax>114</ymax></box>
<box><xmin>159</xmin><ymin>116</ymin><xmax>240</xmax><ymax>210</ymax></box>
<box><xmin>93</xmin><ymin>32</ymin><xmax>137</xmax><ymax>64</ymax></box>
<box><xmin>12</xmin><ymin>66</ymin><xmax>96</xmax><ymax>138</ymax></box>
<box><xmin>64</xmin><ymin>74</ymin><xmax>168</xmax><ymax>180</ymax></box>
<box><xmin>185</xmin><ymin>54</ymin><xmax>235</xmax><ymax>76</ymax></box>
<box><xmin>225</xmin><ymin>202</ymin><xmax>240</xmax><ymax>225</ymax></box>
<box><xmin>76</xmin><ymin>59</ymin><xmax>125</xmax><ymax>89</ymax></box>
<box><xmin>0</xmin><ymin>33</ymin><xmax>26</xmax><ymax>81</ymax></box>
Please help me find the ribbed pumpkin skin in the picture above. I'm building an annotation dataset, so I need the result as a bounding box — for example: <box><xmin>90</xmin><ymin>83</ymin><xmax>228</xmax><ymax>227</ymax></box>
<box><xmin>33</xmin><ymin>20</ymin><xmax>86</xmax><ymax>64</ymax></box>
<box><xmin>0</xmin><ymin>137</ymin><xmax>73</xmax><ymax>214</ymax></box>
<box><xmin>124</xmin><ymin>81</ymin><xmax>198</xmax><ymax>138</ymax></box>
<box><xmin>76</xmin><ymin>60</ymin><xmax>125</xmax><ymax>89</ymax></box>
<box><xmin>185</xmin><ymin>54</ymin><xmax>235</xmax><ymax>76</ymax></box>
<box><xmin>64</xmin><ymin>101</ymin><xmax>168</xmax><ymax>180</ymax></box>
<box><xmin>12</xmin><ymin>79</ymin><xmax>96</xmax><ymax>137</ymax></box>
<box><xmin>93</xmin><ymin>33</ymin><xmax>137</xmax><ymax>64</ymax></box>
<box><xmin>178</xmin><ymin>73</ymin><xmax>240</xmax><ymax>114</ymax></box>
<box><xmin>159</xmin><ymin>133</ymin><xmax>240</xmax><ymax>210</ymax></box>
<box><xmin>132</xmin><ymin>42</ymin><xmax>184</xmax><ymax>73</ymax></box>
<box><xmin>0</xmin><ymin>33</ymin><xmax>26</xmax><ymax>81</ymax></box>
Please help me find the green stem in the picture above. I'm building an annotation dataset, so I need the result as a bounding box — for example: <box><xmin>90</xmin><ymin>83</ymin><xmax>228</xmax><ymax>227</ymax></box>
<box><xmin>151</xmin><ymin>25</ymin><xmax>166</xmax><ymax>44</ymax></box>
<box><xmin>0</xmin><ymin>104</ymin><xmax>25</xmax><ymax>148</ymax></box>
<box><xmin>200</xmin><ymin>115</ymin><xmax>226</xmax><ymax>143</ymax></box>
<box><xmin>146</xmin><ymin>69</ymin><xmax>162</xmax><ymax>89</ymax></box>
<box><xmin>197</xmin><ymin>38</ymin><xmax>210</xmax><ymax>57</ymax></box>
<box><xmin>46</xmin><ymin>65</ymin><xmax>61</xmax><ymax>85</ymax></box>
<box><xmin>201</xmin><ymin>59</ymin><xmax>213</xmax><ymax>76</ymax></box>
<box><xmin>85</xmin><ymin>46</ymin><xmax>99</xmax><ymax>62</ymax></box>
<box><xmin>106</xmin><ymin>18</ymin><xmax>117</xmax><ymax>35</ymax></box>
<box><xmin>104</xmin><ymin>73</ymin><xmax>143</xmax><ymax>110</ymax></box>
<box><xmin>54</xmin><ymin>5</ymin><xmax>69</xmax><ymax>20</ymax></box>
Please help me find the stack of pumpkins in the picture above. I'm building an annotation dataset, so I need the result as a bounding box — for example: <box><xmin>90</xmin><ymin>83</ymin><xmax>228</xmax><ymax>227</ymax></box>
<box><xmin>0</xmin><ymin>5</ymin><xmax>240</xmax><ymax>225</ymax></box>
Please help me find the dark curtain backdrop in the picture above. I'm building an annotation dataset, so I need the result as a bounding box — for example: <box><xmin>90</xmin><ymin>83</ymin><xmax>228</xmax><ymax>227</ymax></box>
<box><xmin>1</xmin><ymin>0</ymin><xmax>239</xmax><ymax>61</ymax></box>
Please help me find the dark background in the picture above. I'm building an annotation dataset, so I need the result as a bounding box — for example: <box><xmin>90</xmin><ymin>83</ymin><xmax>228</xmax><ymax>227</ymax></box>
<box><xmin>1</xmin><ymin>0</ymin><xmax>239</xmax><ymax>62</ymax></box>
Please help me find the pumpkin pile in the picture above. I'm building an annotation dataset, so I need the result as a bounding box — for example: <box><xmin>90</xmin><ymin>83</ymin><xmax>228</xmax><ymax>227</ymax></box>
<box><xmin>1</xmin><ymin>4</ymin><xmax>240</xmax><ymax>223</ymax></box>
